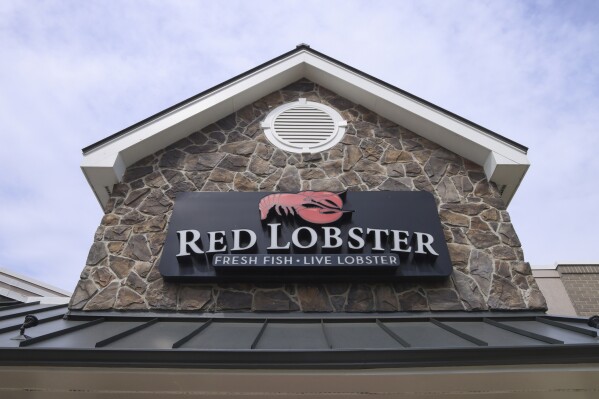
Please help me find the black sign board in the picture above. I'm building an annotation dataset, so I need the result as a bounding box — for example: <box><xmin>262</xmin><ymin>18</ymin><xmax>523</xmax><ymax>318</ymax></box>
<box><xmin>158</xmin><ymin>191</ymin><xmax>452</xmax><ymax>282</ymax></box>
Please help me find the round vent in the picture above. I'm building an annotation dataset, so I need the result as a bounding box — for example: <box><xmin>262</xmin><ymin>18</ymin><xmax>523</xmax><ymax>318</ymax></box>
<box><xmin>261</xmin><ymin>99</ymin><xmax>347</xmax><ymax>153</ymax></box>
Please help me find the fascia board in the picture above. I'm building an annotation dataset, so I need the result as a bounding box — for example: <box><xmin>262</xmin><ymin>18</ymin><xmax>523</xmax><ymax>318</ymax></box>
<box><xmin>82</xmin><ymin>49</ymin><xmax>529</xmax><ymax>208</ymax></box>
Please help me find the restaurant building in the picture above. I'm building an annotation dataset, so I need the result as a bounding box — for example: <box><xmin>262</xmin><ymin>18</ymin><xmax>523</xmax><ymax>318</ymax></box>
<box><xmin>1</xmin><ymin>45</ymin><xmax>599</xmax><ymax>397</ymax></box>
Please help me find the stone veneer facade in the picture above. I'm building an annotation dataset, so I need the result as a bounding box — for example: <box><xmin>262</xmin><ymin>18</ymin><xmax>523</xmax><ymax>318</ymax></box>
<box><xmin>70</xmin><ymin>79</ymin><xmax>546</xmax><ymax>313</ymax></box>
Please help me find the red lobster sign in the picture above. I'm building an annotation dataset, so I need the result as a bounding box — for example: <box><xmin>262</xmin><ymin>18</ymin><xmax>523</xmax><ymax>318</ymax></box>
<box><xmin>259</xmin><ymin>191</ymin><xmax>351</xmax><ymax>225</ymax></box>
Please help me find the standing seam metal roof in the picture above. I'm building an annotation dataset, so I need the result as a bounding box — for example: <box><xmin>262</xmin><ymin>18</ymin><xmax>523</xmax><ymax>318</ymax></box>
<box><xmin>1</xmin><ymin>302</ymin><xmax>598</xmax><ymax>369</ymax></box>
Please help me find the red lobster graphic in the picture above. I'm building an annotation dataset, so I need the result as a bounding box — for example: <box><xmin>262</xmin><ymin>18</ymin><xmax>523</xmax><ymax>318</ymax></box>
<box><xmin>259</xmin><ymin>191</ymin><xmax>351</xmax><ymax>225</ymax></box>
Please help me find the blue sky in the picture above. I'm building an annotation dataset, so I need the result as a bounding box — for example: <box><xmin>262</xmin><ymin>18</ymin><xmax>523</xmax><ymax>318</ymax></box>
<box><xmin>0</xmin><ymin>0</ymin><xmax>598</xmax><ymax>290</ymax></box>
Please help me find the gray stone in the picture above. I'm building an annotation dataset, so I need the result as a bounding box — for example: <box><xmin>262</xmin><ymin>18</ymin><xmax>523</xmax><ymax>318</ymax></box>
<box><xmin>104</xmin><ymin>225</ymin><xmax>131</xmax><ymax>241</ymax></box>
<box><xmin>441</xmin><ymin>203</ymin><xmax>489</xmax><ymax>216</ymax></box>
<box><xmin>343</xmin><ymin>145</ymin><xmax>362</xmax><ymax>171</ymax></box>
<box><xmin>121</xmin><ymin>210</ymin><xmax>146</xmax><ymax>225</ymax></box>
<box><xmin>424</xmin><ymin>157</ymin><xmax>448</xmax><ymax>184</ymax></box>
<box><xmin>218</xmin><ymin>154</ymin><xmax>250</xmax><ymax>172</ymax></box>
<box><xmin>413</xmin><ymin>175</ymin><xmax>434</xmax><ymax>192</ymax></box>
<box><xmin>107</xmin><ymin>242</ymin><xmax>125</xmax><ymax>255</ymax></box>
<box><xmin>436</xmin><ymin>177</ymin><xmax>460</xmax><ymax>203</ymax></box>
<box><xmin>492</xmin><ymin>246</ymin><xmax>517</xmax><ymax>260</ymax></box>
<box><xmin>220</xmin><ymin>141</ymin><xmax>257</xmax><ymax>156</ymax></box>
<box><xmin>427</xmin><ymin>289</ymin><xmax>464</xmax><ymax>311</ymax></box>
<box><xmin>358</xmin><ymin>173</ymin><xmax>386</xmax><ymax>189</ymax></box>
<box><xmin>360</xmin><ymin>140</ymin><xmax>384</xmax><ymax>161</ymax></box>
<box><xmin>325</xmin><ymin>283</ymin><xmax>350</xmax><ymax>296</ymax></box>
<box><xmin>124</xmin><ymin>188</ymin><xmax>150</xmax><ymax>206</ymax></box>
<box><xmin>451</xmin><ymin>175</ymin><xmax>473</xmax><ymax>194</ymax></box>
<box><xmin>109</xmin><ymin>255</ymin><xmax>135</xmax><ymax>278</ymax></box>
<box><xmin>379</xmin><ymin>177</ymin><xmax>412</xmax><ymax>191</ymax></box>
<box><xmin>310</xmin><ymin>178</ymin><xmax>345</xmax><ymax>192</ymax></box>
<box><xmin>300</xmin><ymin>168</ymin><xmax>326</xmax><ymax>180</ymax></box>
<box><xmin>382</xmin><ymin>149</ymin><xmax>412</xmax><ymax>164</ymax></box>
<box><xmin>185</xmin><ymin>152</ymin><xmax>225</xmax><ymax>171</ymax></box>
<box><xmin>69</xmin><ymin>279</ymin><xmax>98</xmax><ymax>309</ymax></box>
<box><xmin>339</xmin><ymin>171</ymin><xmax>361</xmax><ymax>186</ymax></box>
<box><xmin>186</xmin><ymin>171</ymin><xmax>210</xmax><ymax>190</ymax></box>
<box><xmin>448</xmin><ymin>243</ymin><xmax>471</xmax><ymax>266</ymax></box>
<box><xmin>123</xmin><ymin>235</ymin><xmax>152</xmax><ymax>262</ymax></box>
<box><xmin>353</xmin><ymin>159</ymin><xmax>386</xmax><ymax>174</ymax></box>
<box><xmin>216</xmin><ymin>290</ymin><xmax>252</xmax><ymax>311</ymax></box>
<box><xmin>439</xmin><ymin>210</ymin><xmax>469</xmax><ymax>227</ymax></box>
<box><xmin>487</xmin><ymin>275</ymin><xmax>526</xmax><ymax>310</ymax></box>
<box><xmin>322</xmin><ymin>160</ymin><xmax>343</xmax><ymax>177</ymax></box>
<box><xmin>86</xmin><ymin>242</ymin><xmax>107</xmax><ymax>266</ymax></box>
<box><xmin>139</xmin><ymin>190</ymin><xmax>172</xmax><ymax>215</ymax></box>
<box><xmin>374</xmin><ymin>285</ymin><xmax>399</xmax><ymax>311</ymax></box>
<box><xmin>470</xmin><ymin>250</ymin><xmax>493</xmax><ymax>295</ymax></box>
<box><xmin>467</xmin><ymin>230</ymin><xmax>500</xmax><ymax>249</ymax></box>
<box><xmin>115</xmin><ymin>287</ymin><xmax>146</xmax><ymax>310</ymax></box>
<box><xmin>91</xmin><ymin>267</ymin><xmax>115</xmax><ymax>288</ymax></box>
<box><xmin>330</xmin><ymin>296</ymin><xmax>346</xmax><ymax>311</ymax></box>
<box><xmin>271</xmin><ymin>149</ymin><xmax>287</xmax><ymax>168</ymax></box>
<box><xmin>297</xmin><ymin>285</ymin><xmax>333</xmax><ymax>312</ymax></box>
<box><xmin>256</xmin><ymin>143</ymin><xmax>274</xmax><ymax>160</ymax></box>
<box><xmin>470</xmin><ymin>217</ymin><xmax>491</xmax><ymax>231</ymax></box>
<box><xmin>498</xmin><ymin>223</ymin><xmax>521</xmax><ymax>247</ymax></box>
<box><xmin>513</xmin><ymin>261</ymin><xmax>532</xmax><ymax>275</ymax></box>
<box><xmin>397</xmin><ymin>290</ymin><xmax>428</xmax><ymax>311</ymax></box>
<box><xmin>259</xmin><ymin>169</ymin><xmax>283</xmax><ymax>191</ymax></box>
<box><xmin>133</xmin><ymin>215</ymin><xmax>167</xmax><ymax>234</ymax></box>
<box><xmin>452</xmin><ymin>270</ymin><xmax>487</xmax><ymax>310</ymax></box>
<box><xmin>276</xmin><ymin>166</ymin><xmax>301</xmax><ymax>192</ymax></box>
<box><xmin>341</xmin><ymin>134</ymin><xmax>361</xmax><ymax>146</ymax></box>
<box><xmin>253</xmin><ymin>290</ymin><xmax>298</xmax><ymax>312</ymax></box>
<box><xmin>84</xmin><ymin>281</ymin><xmax>119</xmax><ymax>310</ymax></box>
<box><xmin>405</xmin><ymin>162</ymin><xmax>423</xmax><ymax>177</ymax></box>
<box><xmin>179</xmin><ymin>286</ymin><xmax>212</xmax><ymax>310</ymax></box>
<box><xmin>146</xmin><ymin>279</ymin><xmax>178</xmax><ymax>309</ymax></box>
<box><xmin>125</xmin><ymin>272</ymin><xmax>147</xmax><ymax>294</ymax></box>
<box><xmin>159</xmin><ymin>149</ymin><xmax>186</xmax><ymax>169</ymax></box>
<box><xmin>345</xmin><ymin>284</ymin><xmax>374</xmax><ymax>312</ymax></box>
<box><xmin>147</xmin><ymin>232</ymin><xmax>166</xmax><ymax>256</ymax></box>
<box><xmin>248</xmin><ymin>157</ymin><xmax>277</xmax><ymax>176</ymax></box>
<box><xmin>386</xmin><ymin>163</ymin><xmax>405</xmax><ymax>177</ymax></box>
<box><xmin>101</xmin><ymin>214</ymin><xmax>119</xmax><ymax>226</ymax></box>
<box><xmin>123</xmin><ymin>166</ymin><xmax>153</xmax><ymax>183</ymax></box>
<box><xmin>209</xmin><ymin>168</ymin><xmax>235</xmax><ymax>183</ymax></box>
<box><xmin>526</xmin><ymin>289</ymin><xmax>547</xmax><ymax>310</ymax></box>
<box><xmin>234</xmin><ymin>173</ymin><xmax>259</xmax><ymax>191</ymax></box>
<box><xmin>134</xmin><ymin>261</ymin><xmax>153</xmax><ymax>278</ymax></box>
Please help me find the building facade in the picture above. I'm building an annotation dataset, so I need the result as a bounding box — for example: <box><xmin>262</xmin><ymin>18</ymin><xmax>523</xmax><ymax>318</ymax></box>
<box><xmin>4</xmin><ymin>46</ymin><xmax>599</xmax><ymax>398</ymax></box>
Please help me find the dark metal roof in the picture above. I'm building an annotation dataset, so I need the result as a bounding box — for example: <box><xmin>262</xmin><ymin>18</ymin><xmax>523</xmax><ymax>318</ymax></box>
<box><xmin>82</xmin><ymin>45</ymin><xmax>528</xmax><ymax>155</ymax></box>
<box><xmin>1</xmin><ymin>302</ymin><xmax>598</xmax><ymax>369</ymax></box>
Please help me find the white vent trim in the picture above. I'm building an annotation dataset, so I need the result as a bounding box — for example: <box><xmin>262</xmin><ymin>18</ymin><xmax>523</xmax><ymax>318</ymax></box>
<box><xmin>261</xmin><ymin>98</ymin><xmax>347</xmax><ymax>153</ymax></box>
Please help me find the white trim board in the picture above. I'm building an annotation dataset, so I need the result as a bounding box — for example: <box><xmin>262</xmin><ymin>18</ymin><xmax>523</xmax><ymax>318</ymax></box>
<box><xmin>81</xmin><ymin>47</ymin><xmax>529</xmax><ymax>208</ymax></box>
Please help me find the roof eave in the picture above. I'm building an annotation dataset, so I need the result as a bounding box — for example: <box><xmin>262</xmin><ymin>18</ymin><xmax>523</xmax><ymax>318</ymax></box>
<box><xmin>81</xmin><ymin>46</ymin><xmax>529</xmax><ymax>208</ymax></box>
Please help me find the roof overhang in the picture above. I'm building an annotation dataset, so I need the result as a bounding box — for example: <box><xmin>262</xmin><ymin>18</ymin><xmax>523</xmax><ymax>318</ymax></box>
<box><xmin>81</xmin><ymin>46</ymin><xmax>529</xmax><ymax>208</ymax></box>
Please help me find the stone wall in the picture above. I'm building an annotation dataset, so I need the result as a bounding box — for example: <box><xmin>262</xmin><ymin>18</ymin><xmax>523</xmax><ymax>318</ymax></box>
<box><xmin>70</xmin><ymin>79</ymin><xmax>546</xmax><ymax>312</ymax></box>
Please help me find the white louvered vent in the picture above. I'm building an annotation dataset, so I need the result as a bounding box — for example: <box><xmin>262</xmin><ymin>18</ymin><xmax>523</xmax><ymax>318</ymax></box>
<box><xmin>261</xmin><ymin>99</ymin><xmax>347</xmax><ymax>153</ymax></box>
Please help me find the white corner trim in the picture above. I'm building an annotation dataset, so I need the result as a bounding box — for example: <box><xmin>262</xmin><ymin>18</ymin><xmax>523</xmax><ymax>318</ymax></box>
<box><xmin>82</xmin><ymin>49</ymin><xmax>529</xmax><ymax>208</ymax></box>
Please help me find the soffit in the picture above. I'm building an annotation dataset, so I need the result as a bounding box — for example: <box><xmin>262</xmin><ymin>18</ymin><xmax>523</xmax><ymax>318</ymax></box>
<box><xmin>81</xmin><ymin>46</ymin><xmax>530</xmax><ymax>208</ymax></box>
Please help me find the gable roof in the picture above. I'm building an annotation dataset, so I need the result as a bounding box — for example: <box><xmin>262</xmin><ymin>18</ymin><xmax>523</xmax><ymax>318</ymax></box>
<box><xmin>81</xmin><ymin>45</ymin><xmax>530</xmax><ymax>207</ymax></box>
